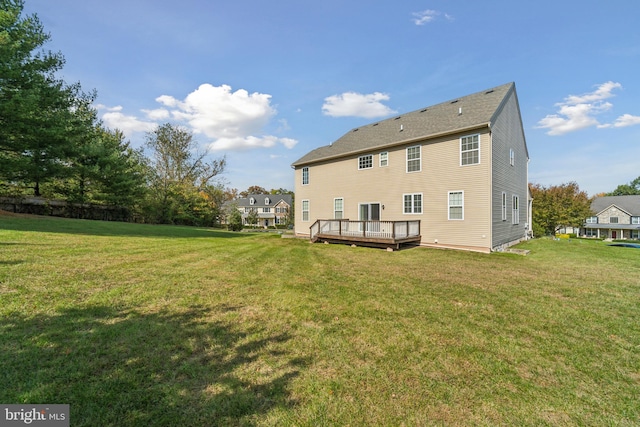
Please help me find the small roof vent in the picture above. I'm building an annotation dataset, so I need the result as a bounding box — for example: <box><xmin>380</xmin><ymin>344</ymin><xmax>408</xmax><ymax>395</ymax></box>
<box><xmin>372</xmin><ymin>123</ymin><xmax>379</xmax><ymax>126</ymax></box>
<box><xmin>394</xmin><ymin>116</ymin><xmax>402</xmax><ymax>120</ymax></box>
<box><xmin>485</xmin><ymin>89</ymin><xmax>494</xmax><ymax>94</ymax></box>
<box><xmin>451</xmin><ymin>100</ymin><xmax>459</xmax><ymax>104</ymax></box>
<box><xmin>420</xmin><ymin>108</ymin><xmax>428</xmax><ymax>113</ymax></box>
<box><xmin>353</xmin><ymin>128</ymin><xmax>359</xmax><ymax>132</ymax></box>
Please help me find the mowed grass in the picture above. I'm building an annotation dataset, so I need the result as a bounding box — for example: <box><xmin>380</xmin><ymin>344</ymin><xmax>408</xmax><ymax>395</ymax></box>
<box><xmin>1</xmin><ymin>214</ymin><xmax>639</xmax><ymax>426</ymax></box>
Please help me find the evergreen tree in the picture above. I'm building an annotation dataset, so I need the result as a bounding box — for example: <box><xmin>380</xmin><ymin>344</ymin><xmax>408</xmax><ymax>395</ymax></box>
<box><xmin>0</xmin><ymin>0</ymin><xmax>92</xmax><ymax>196</ymax></box>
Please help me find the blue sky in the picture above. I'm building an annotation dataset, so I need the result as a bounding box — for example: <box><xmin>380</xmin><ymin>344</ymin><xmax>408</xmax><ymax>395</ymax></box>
<box><xmin>23</xmin><ymin>0</ymin><xmax>640</xmax><ymax>196</ymax></box>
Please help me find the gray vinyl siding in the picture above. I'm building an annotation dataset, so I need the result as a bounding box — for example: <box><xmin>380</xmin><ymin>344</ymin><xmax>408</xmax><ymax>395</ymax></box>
<box><xmin>491</xmin><ymin>89</ymin><xmax>529</xmax><ymax>249</ymax></box>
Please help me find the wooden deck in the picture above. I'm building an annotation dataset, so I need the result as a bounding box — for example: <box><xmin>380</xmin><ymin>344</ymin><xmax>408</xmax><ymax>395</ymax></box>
<box><xmin>310</xmin><ymin>219</ymin><xmax>421</xmax><ymax>250</ymax></box>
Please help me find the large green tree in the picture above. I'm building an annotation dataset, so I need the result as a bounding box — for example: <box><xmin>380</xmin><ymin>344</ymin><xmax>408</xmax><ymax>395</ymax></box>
<box><xmin>607</xmin><ymin>176</ymin><xmax>640</xmax><ymax>196</ymax></box>
<box><xmin>530</xmin><ymin>182</ymin><xmax>593</xmax><ymax>236</ymax></box>
<box><xmin>144</xmin><ymin>123</ymin><xmax>226</xmax><ymax>225</ymax></box>
<box><xmin>0</xmin><ymin>0</ymin><xmax>92</xmax><ymax>196</ymax></box>
<box><xmin>61</xmin><ymin>125</ymin><xmax>149</xmax><ymax>209</ymax></box>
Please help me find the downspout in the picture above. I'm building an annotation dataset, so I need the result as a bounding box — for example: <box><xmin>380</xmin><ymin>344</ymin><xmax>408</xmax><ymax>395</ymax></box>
<box><xmin>488</xmin><ymin>125</ymin><xmax>493</xmax><ymax>250</ymax></box>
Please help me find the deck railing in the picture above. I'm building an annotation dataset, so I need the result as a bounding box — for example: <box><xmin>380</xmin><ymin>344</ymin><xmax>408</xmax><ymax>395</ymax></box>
<box><xmin>310</xmin><ymin>219</ymin><xmax>420</xmax><ymax>241</ymax></box>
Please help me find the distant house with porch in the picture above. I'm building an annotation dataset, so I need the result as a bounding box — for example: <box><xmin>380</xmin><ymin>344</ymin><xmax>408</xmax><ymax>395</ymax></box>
<box><xmin>581</xmin><ymin>195</ymin><xmax>640</xmax><ymax>240</ymax></box>
<box><xmin>231</xmin><ymin>194</ymin><xmax>292</xmax><ymax>228</ymax></box>
<box><xmin>292</xmin><ymin>82</ymin><xmax>531</xmax><ymax>252</ymax></box>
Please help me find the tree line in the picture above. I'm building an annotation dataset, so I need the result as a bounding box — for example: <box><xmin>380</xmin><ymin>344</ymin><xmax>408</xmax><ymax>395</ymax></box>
<box><xmin>0</xmin><ymin>1</ymin><xmax>292</xmax><ymax>227</ymax></box>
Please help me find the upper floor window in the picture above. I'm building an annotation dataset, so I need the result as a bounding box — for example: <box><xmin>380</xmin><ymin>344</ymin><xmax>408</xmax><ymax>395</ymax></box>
<box><xmin>358</xmin><ymin>154</ymin><xmax>373</xmax><ymax>170</ymax></box>
<box><xmin>586</xmin><ymin>216</ymin><xmax>598</xmax><ymax>224</ymax></box>
<box><xmin>406</xmin><ymin>146</ymin><xmax>421</xmax><ymax>173</ymax></box>
<box><xmin>263</xmin><ymin>207</ymin><xmax>270</xmax><ymax>213</ymax></box>
<box><xmin>448</xmin><ymin>191</ymin><xmax>464</xmax><ymax>220</ymax></box>
<box><xmin>610</xmin><ymin>216</ymin><xmax>619</xmax><ymax>224</ymax></box>
<box><xmin>461</xmin><ymin>134</ymin><xmax>480</xmax><ymax>165</ymax></box>
<box><xmin>249</xmin><ymin>197</ymin><xmax>255</xmax><ymax>205</ymax></box>
<box><xmin>265</xmin><ymin>197</ymin><xmax>270</xmax><ymax>205</ymax></box>
<box><xmin>380</xmin><ymin>151</ymin><xmax>389</xmax><ymax>167</ymax></box>
<box><xmin>302</xmin><ymin>167</ymin><xmax>309</xmax><ymax>185</ymax></box>
<box><xmin>509</xmin><ymin>148</ymin><xmax>515</xmax><ymax>166</ymax></box>
<box><xmin>632</xmin><ymin>216</ymin><xmax>640</xmax><ymax>225</ymax></box>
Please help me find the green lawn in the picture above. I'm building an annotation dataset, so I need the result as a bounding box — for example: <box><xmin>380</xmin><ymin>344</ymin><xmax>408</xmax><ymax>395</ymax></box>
<box><xmin>1</xmin><ymin>214</ymin><xmax>638</xmax><ymax>426</ymax></box>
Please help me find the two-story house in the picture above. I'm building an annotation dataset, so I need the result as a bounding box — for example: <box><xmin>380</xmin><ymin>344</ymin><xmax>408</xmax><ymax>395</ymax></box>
<box><xmin>292</xmin><ymin>82</ymin><xmax>531</xmax><ymax>252</ymax></box>
<box><xmin>581</xmin><ymin>195</ymin><xmax>640</xmax><ymax>240</ymax></box>
<box><xmin>231</xmin><ymin>194</ymin><xmax>292</xmax><ymax>228</ymax></box>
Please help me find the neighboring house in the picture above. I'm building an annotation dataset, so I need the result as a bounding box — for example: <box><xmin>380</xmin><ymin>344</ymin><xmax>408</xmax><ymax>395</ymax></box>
<box><xmin>292</xmin><ymin>82</ymin><xmax>531</xmax><ymax>252</ymax></box>
<box><xmin>229</xmin><ymin>194</ymin><xmax>292</xmax><ymax>227</ymax></box>
<box><xmin>580</xmin><ymin>195</ymin><xmax>640</xmax><ymax>240</ymax></box>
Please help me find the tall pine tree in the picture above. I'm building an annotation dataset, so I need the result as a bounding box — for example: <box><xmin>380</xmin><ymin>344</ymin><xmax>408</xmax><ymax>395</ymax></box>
<box><xmin>0</xmin><ymin>0</ymin><xmax>91</xmax><ymax>196</ymax></box>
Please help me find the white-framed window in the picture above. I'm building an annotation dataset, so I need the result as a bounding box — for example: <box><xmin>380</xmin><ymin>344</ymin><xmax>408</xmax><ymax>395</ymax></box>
<box><xmin>334</xmin><ymin>198</ymin><xmax>344</xmax><ymax>219</ymax></box>
<box><xmin>632</xmin><ymin>216</ymin><xmax>640</xmax><ymax>225</ymax></box>
<box><xmin>249</xmin><ymin>197</ymin><xmax>255</xmax><ymax>205</ymax></box>
<box><xmin>448</xmin><ymin>191</ymin><xmax>464</xmax><ymax>220</ymax></box>
<box><xmin>610</xmin><ymin>216</ymin><xmax>619</xmax><ymax>224</ymax></box>
<box><xmin>380</xmin><ymin>151</ymin><xmax>389</xmax><ymax>167</ymax></box>
<box><xmin>406</xmin><ymin>146</ymin><xmax>421</xmax><ymax>173</ymax></box>
<box><xmin>358</xmin><ymin>154</ymin><xmax>373</xmax><ymax>169</ymax></box>
<box><xmin>302</xmin><ymin>200</ymin><xmax>309</xmax><ymax>222</ymax></box>
<box><xmin>501</xmin><ymin>192</ymin><xmax>507</xmax><ymax>221</ymax></box>
<box><xmin>509</xmin><ymin>148</ymin><xmax>515</xmax><ymax>166</ymax></box>
<box><xmin>585</xmin><ymin>229</ymin><xmax>598</xmax><ymax>237</ymax></box>
<box><xmin>302</xmin><ymin>167</ymin><xmax>309</xmax><ymax>185</ymax></box>
<box><xmin>586</xmin><ymin>216</ymin><xmax>598</xmax><ymax>224</ymax></box>
<box><xmin>512</xmin><ymin>195</ymin><xmax>520</xmax><ymax>225</ymax></box>
<box><xmin>265</xmin><ymin>197</ymin><xmax>270</xmax><ymax>205</ymax></box>
<box><xmin>263</xmin><ymin>208</ymin><xmax>270</xmax><ymax>213</ymax></box>
<box><xmin>403</xmin><ymin>193</ymin><xmax>422</xmax><ymax>214</ymax></box>
<box><xmin>461</xmin><ymin>134</ymin><xmax>480</xmax><ymax>165</ymax></box>
<box><xmin>631</xmin><ymin>230</ymin><xmax>640</xmax><ymax>239</ymax></box>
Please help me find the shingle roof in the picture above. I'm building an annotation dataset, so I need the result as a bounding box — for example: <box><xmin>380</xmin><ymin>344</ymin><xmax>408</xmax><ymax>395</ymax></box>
<box><xmin>292</xmin><ymin>82</ymin><xmax>516</xmax><ymax>167</ymax></box>
<box><xmin>233</xmin><ymin>194</ymin><xmax>292</xmax><ymax>208</ymax></box>
<box><xmin>591</xmin><ymin>195</ymin><xmax>640</xmax><ymax>216</ymax></box>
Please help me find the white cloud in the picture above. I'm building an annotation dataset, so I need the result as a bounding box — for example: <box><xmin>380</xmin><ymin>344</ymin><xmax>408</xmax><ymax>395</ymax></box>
<box><xmin>412</xmin><ymin>10</ymin><xmax>453</xmax><ymax>25</ymax></box>
<box><xmin>564</xmin><ymin>81</ymin><xmax>621</xmax><ymax>104</ymax></box>
<box><xmin>611</xmin><ymin>114</ymin><xmax>640</xmax><ymax>128</ymax></box>
<box><xmin>322</xmin><ymin>92</ymin><xmax>397</xmax><ymax>119</ymax></box>
<box><xmin>157</xmin><ymin>84</ymin><xmax>275</xmax><ymax>139</ymax></box>
<box><xmin>98</xmin><ymin>83</ymin><xmax>298</xmax><ymax>151</ymax></box>
<box><xmin>536</xmin><ymin>81</ymin><xmax>639</xmax><ymax>135</ymax></box>
<box><xmin>99</xmin><ymin>105</ymin><xmax>157</xmax><ymax>134</ymax></box>
<box><xmin>142</xmin><ymin>108</ymin><xmax>170</xmax><ymax>121</ymax></box>
<box><xmin>412</xmin><ymin>10</ymin><xmax>438</xmax><ymax>25</ymax></box>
